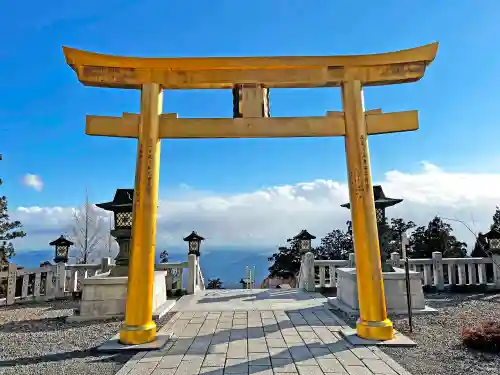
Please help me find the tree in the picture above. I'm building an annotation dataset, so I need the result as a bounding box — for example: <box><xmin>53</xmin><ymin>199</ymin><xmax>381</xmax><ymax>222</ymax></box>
<box><xmin>471</xmin><ymin>232</ymin><xmax>489</xmax><ymax>258</ymax></box>
<box><xmin>386</xmin><ymin>218</ymin><xmax>417</xmax><ymax>255</ymax></box>
<box><xmin>491</xmin><ymin>206</ymin><xmax>500</xmax><ymax>231</ymax></box>
<box><xmin>0</xmin><ymin>196</ymin><xmax>26</xmax><ymax>270</ymax></box>
<box><xmin>409</xmin><ymin>216</ymin><xmax>467</xmax><ymax>258</ymax></box>
<box><xmin>268</xmin><ymin>235</ymin><xmax>307</xmax><ymax>278</ymax></box>
<box><xmin>159</xmin><ymin>250</ymin><xmax>169</xmax><ymax>263</ymax></box>
<box><xmin>69</xmin><ymin>192</ymin><xmax>107</xmax><ymax>264</ymax></box>
<box><xmin>316</xmin><ymin>221</ymin><xmax>352</xmax><ymax>260</ymax></box>
<box><xmin>207</xmin><ymin>278</ymin><xmax>223</xmax><ymax>289</ymax></box>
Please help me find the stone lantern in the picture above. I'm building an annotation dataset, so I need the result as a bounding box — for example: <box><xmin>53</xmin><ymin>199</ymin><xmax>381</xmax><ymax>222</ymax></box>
<box><xmin>50</xmin><ymin>235</ymin><xmax>73</xmax><ymax>264</ymax></box>
<box><xmin>96</xmin><ymin>189</ymin><xmax>133</xmax><ymax>277</ymax></box>
<box><xmin>294</xmin><ymin>229</ymin><xmax>316</xmax><ymax>255</ymax></box>
<box><xmin>183</xmin><ymin>231</ymin><xmax>204</xmax><ymax>257</ymax></box>
<box><xmin>485</xmin><ymin>228</ymin><xmax>500</xmax><ymax>252</ymax></box>
<box><xmin>341</xmin><ymin>185</ymin><xmax>402</xmax><ymax>225</ymax></box>
<box><xmin>341</xmin><ymin>185</ymin><xmax>403</xmax><ymax>267</ymax></box>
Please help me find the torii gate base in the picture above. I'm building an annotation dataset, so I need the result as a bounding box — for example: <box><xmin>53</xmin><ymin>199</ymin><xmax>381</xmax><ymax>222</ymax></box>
<box><xmin>63</xmin><ymin>43</ymin><xmax>438</xmax><ymax>345</ymax></box>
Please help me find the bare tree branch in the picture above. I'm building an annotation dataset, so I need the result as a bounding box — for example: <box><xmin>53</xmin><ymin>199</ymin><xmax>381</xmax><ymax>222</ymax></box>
<box><xmin>439</xmin><ymin>215</ymin><xmax>500</xmax><ymax>269</ymax></box>
<box><xmin>68</xmin><ymin>190</ymin><xmax>109</xmax><ymax>264</ymax></box>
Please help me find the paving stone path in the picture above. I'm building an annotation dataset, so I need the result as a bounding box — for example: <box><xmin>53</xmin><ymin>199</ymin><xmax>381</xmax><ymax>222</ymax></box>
<box><xmin>116</xmin><ymin>290</ymin><xmax>411</xmax><ymax>375</ymax></box>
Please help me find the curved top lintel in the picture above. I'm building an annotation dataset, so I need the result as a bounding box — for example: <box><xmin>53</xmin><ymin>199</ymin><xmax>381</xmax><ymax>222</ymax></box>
<box><xmin>63</xmin><ymin>43</ymin><xmax>438</xmax><ymax>71</ymax></box>
<box><xmin>62</xmin><ymin>43</ymin><xmax>438</xmax><ymax>89</ymax></box>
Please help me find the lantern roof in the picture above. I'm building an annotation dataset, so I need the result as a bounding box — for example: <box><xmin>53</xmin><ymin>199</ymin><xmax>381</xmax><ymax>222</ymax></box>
<box><xmin>485</xmin><ymin>228</ymin><xmax>500</xmax><ymax>239</ymax></box>
<box><xmin>49</xmin><ymin>235</ymin><xmax>74</xmax><ymax>247</ymax></box>
<box><xmin>341</xmin><ymin>185</ymin><xmax>403</xmax><ymax>210</ymax></box>
<box><xmin>96</xmin><ymin>189</ymin><xmax>134</xmax><ymax>212</ymax></box>
<box><xmin>293</xmin><ymin>229</ymin><xmax>316</xmax><ymax>241</ymax></box>
<box><xmin>183</xmin><ymin>231</ymin><xmax>205</xmax><ymax>242</ymax></box>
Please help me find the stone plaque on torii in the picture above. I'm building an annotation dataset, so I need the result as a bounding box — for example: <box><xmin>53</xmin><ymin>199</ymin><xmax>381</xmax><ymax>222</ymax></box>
<box><xmin>63</xmin><ymin>42</ymin><xmax>438</xmax><ymax>345</ymax></box>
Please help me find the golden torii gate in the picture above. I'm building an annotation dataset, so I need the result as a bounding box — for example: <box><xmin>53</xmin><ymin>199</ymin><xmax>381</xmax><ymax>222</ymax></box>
<box><xmin>63</xmin><ymin>42</ymin><xmax>438</xmax><ymax>345</ymax></box>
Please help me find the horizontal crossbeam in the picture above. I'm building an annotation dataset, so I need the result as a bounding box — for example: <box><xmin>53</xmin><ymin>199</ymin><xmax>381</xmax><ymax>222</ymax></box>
<box><xmin>86</xmin><ymin>110</ymin><xmax>419</xmax><ymax>139</ymax></box>
<box><xmin>64</xmin><ymin>43</ymin><xmax>438</xmax><ymax>89</ymax></box>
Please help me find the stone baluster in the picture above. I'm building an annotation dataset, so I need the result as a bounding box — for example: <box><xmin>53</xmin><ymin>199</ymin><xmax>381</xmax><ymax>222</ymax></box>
<box><xmin>318</xmin><ymin>265</ymin><xmax>326</xmax><ymax>288</ymax></box>
<box><xmin>423</xmin><ymin>265</ymin><xmax>432</xmax><ymax>286</ymax></box>
<box><xmin>348</xmin><ymin>253</ymin><xmax>356</xmax><ymax>268</ymax></box>
<box><xmin>457</xmin><ymin>263</ymin><xmax>466</xmax><ymax>286</ymax></box>
<box><xmin>478</xmin><ymin>263</ymin><xmax>487</xmax><ymax>285</ymax></box>
<box><xmin>21</xmin><ymin>274</ymin><xmax>29</xmax><ymax>299</ymax></box>
<box><xmin>467</xmin><ymin>263</ymin><xmax>477</xmax><ymax>285</ymax></box>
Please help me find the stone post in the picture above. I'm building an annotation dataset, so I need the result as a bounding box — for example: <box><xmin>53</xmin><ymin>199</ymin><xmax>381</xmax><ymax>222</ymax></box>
<box><xmin>390</xmin><ymin>252</ymin><xmax>401</xmax><ymax>268</ymax></box>
<box><xmin>6</xmin><ymin>263</ymin><xmax>16</xmax><ymax>305</ymax></box>
<box><xmin>187</xmin><ymin>254</ymin><xmax>197</xmax><ymax>294</ymax></box>
<box><xmin>55</xmin><ymin>263</ymin><xmax>66</xmax><ymax>298</ymax></box>
<box><xmin>304</xmin><ymin>252</ymin><xmax>315</xmax><ymax>292</ymax></box>
<box><xmin>432</xmin><ymin>251</ymin><xmax>445</xmax><ymax>291</ymax></box>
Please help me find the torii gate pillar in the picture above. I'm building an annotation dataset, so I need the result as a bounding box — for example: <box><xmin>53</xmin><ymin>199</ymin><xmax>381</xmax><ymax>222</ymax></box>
<box><xmin>342</xmin><ymin>80</ymin><xmax>392</xmax><ymax>339</ymax></box>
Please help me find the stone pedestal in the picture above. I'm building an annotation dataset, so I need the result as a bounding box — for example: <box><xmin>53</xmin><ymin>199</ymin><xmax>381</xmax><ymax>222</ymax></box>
<box><xmin>109</xmin><ymin>228</ymin><xmax>131</xmax><ymax>277</ymax></box>
<box><xmin>68</xmin><ymin>271</ymin><xmax>173</xmax><ymax>322</ymax></box>
<box><xmin>329</xmin><ymin>267</ymin><xmax>435</xmax><ymax>315</ymax></box>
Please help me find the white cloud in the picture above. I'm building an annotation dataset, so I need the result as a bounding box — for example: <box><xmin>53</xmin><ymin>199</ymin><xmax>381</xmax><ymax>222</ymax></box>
<box><xmin>22</xmin><ymin>174</ymin><xmax>43</xmax><ymax>191</ymax></box>
<box><xmin>9</xmin><ymin>162</ymin><xmax>500</xmax><ymax>255</ymax></box>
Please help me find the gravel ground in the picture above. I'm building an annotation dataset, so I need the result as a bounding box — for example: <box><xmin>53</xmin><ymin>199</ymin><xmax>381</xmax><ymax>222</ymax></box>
<box><xmin>0</xmin><ymin>300</ymin><xmax>175</xmax><ymax>375</ymax></box>
<box><xmin>331</xmin><ymin>292</ymin><xmax>500</xmax><ymax>375</ymax></box>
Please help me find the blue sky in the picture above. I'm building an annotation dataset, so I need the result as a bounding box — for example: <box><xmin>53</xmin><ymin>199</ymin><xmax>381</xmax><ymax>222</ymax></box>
<box><xmin>1</xmin><ymin>0</ymin><xmax>500</xmax><ymax>210</ymax></box>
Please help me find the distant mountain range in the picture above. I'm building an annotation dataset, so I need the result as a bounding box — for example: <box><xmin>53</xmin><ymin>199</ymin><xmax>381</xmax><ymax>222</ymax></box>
<box><xmin>11</xmin><ymin>247</ymin><xmax>274</xmax><ymax>288</ymax></box>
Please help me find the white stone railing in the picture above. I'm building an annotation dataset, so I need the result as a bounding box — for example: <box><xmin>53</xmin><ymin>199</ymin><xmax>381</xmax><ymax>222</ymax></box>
<box><xmin>313</xmin><ymin>254</ymin><xmax>355</xmax><ymax>288</ymax></box>
<box><xmin>0</xmin><ymin>255</ymin><xmax>199</xmax><ymax>306</ymax></box>
<box><xmin>388</xmin><ymin>252</ymin><xmax>500</xmax><ymax>290</ymax></box>
<box><xmin>309</xmin><ymin>251</ymin><xmax>500</xmax><ymax>291</ymax></box>
<box><xmin>156</xmin><ymin>261</ymin><xmax>187</xmax><ymax>293</ymax></box>
<box><xmin>65</xmin><ymin>262</ymin><xmax>105</xmax><ymax>294</ymax></box>
<box><xmin>0</xmin><ymin>262</ymin><xmax>72</xmax><ymax>305</ymax></box>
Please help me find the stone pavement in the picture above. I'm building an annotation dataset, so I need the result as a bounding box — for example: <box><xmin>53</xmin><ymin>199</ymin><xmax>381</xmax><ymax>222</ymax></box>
<box><xmin>116</xmin><ymin>289</ymin><xmax>411</xmax><ymax>375</ymax></box>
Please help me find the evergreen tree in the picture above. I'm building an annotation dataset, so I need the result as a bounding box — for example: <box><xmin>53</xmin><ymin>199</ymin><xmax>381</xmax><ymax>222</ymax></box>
<box><xmin>268</xmin><ymin>235</ymin><xmax>304</xmax><ymax>278</ymax></box>
<box><xmin>207</xmin><ymin>278</ymin><xmax>223</xmax><ymax>289</ymax></box>
<box><xmin>409</xmin><ymin>216</ymin><xmax>467</xmax><ymax>258</ymax></box>
<box><xmin>159</xmin><ymin>250</ymin><xmax>169</xmax><ymax>263</ymax></box>
<box><xmin>0</xmin><ymin>195</ymin><xmax>26</xmax><ymax>270</ymax></box>
<box><xmin>315</xmin><ymin>221</ymin><xmax>352</xmax><ymax>260</ymax></box>
<box><xmin>471</xmin><ymin>232</ymin><xmax>489</xmax><ymax>258</ymax></box>
<box><xmin>491</xmin><ymin>206</ymin><xmax>500</xmax><ymax>231</ymax></box>
<box><xmin>387</xmin><ymin>218</ymin><xmax>417</xmax><ymax>255</ymax></box>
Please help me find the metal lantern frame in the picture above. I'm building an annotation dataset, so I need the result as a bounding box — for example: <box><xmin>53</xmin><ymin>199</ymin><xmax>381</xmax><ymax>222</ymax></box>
<box><xmin>49</xmin><ymin>235</ymin><xmax>74</xmax><ymax>263</ymax></box>
<box><xmin>183</xmin><ymin>231</ymin><xmax>205</xmax><ymax>256</ymax></box>
<box><xmin>293</xmin><ymin>229</ymin><xmax>316</xmax><ymax>255</ymax></box>
<box><xmin>485</xmin><ymin>228</ymin><xmax>500</xmax><ymax>252</ymax></box>
<box><xmin>96</xmin><ymin>189</ymin><xmax>134</xmax><ymax>230</ymax></box>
